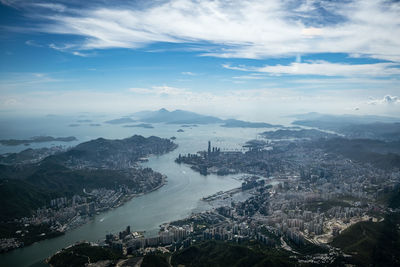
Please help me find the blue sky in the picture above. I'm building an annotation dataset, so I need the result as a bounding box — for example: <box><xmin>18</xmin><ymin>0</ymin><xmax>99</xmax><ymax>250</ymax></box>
<box><xmin>0</xmin><ymin>0</ymin><xmax>399</xmax><ymax>120</ymax></box>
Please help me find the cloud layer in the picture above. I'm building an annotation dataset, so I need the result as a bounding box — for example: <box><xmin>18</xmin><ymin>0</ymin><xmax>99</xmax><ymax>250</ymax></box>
<box><xmin>3</xmin><ymin>0</ymin><xmax>400</xmax><ymax>62</ymax></box>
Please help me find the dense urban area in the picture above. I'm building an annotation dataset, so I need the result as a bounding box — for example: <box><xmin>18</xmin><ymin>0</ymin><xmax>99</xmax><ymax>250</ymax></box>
<box><xmin>46</xmin><ymin>126</ymin><xmax>400</xmax><ymax>266</ymax></box>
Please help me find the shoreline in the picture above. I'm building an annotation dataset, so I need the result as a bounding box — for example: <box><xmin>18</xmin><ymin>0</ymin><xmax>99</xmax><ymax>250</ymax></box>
<box><xmin>0</xmin><ymin>176</ymin><xmax>168</xmax><ymax>255</ymax></box>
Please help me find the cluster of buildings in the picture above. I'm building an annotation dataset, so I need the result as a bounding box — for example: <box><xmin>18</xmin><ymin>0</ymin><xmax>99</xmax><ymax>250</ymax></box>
<box><xmin>0</xmin><ymin>238</ymin><xmax>23</xmax><ymax>253</ymax></box>
<box><xmin>105</xmin><ymin>224</ymin><xmax>193</xmax><ymax>254</ymax></box>
<box><xmin>0</xmin><ymin>186</ymin><xmax>140</xmax><ymax>253</ymax></box>
<box><xmin>109</xmin><ymin>138</ymin><xmax>399</xmax><ymax>264</ymax></box>
<box><xmin>26</xmin><ymin>187</ymin><xmax>134</xmax><ymax>231</ymax></box>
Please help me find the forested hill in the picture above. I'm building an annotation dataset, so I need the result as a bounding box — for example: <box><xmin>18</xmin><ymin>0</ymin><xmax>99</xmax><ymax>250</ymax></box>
<box><xmin>0</xmin><ymin>135</ymin><xmax>177</xmax><ymax>221</ymax></box>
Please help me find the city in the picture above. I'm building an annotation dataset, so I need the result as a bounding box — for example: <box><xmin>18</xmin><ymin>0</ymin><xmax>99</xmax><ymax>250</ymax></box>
<box><xmin>47</xmin><ymin>135</ymin><xmax>400</xmax><ymax>266</ymax></box>
<box><xmin>1</xmin><ymin>0</ymin><xmax>400</xmax><ymax>266</ymax></box>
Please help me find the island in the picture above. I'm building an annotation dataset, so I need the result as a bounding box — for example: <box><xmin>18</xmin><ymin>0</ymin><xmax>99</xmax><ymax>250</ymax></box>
<box><xmin>132</xmin><ymin>108</ymin><xmax>223</xmax><ymax>124</ymax></box>
<box><xmin>123</xmin><ymin>123</ymin><xmax>154</xmax><ymax>129</ymax></box>
<box><xmin>0</xmin><ymin>135</ymin><xmax>177</xmax><ymax>253</ymax></box>
<box><xmin>131</xmin><ymin>108</ymin><xmax>282</xmax><ymax>128</ymax></box>
<box><xmin>221</xmin><ymin>119</ymin><xmax>281</xmax><ymax>128</ymax></box>
<box><xmin>104</xmin><ymin>117</ymin><xmax>136</xmax><ymax>125</ymax></box>
<box><xmin>0</xmin><ymin>136</ymin><xmax>77</xmax><ymax>146</ymax></box>
<box><xmin>181</xmin><ymin>124</ymin><xmax>198</xmax><ymax>127</ymax></box>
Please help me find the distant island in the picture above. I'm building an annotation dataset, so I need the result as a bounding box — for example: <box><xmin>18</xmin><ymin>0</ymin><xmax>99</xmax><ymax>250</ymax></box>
<box><xmin>181</xmin><ymin>124</ymin><xmax>198</xmax><ymax>127</ymax></box>
<box><xmin>0</xmin><ymin>136</ymin><xmax>77</xmax><ymax>146</ymax></box>
<box><xmin>123</xmin><ymin>123</ymin><xmax>154</xmax><ymax>129</ymax></box>
<box><xmin>105</xmin><ymin>117</ymin><xmax>136</xmax><ymax>124</ymax></box>
<box><xmin>132</xmin><ymin>108</ymin><xmax>223</xmax><ymax>124</ymax></box>
<box><xmin>129</xmin><ymin>108</ymin><xmax>283</xmax><ymax>129</ymax></box>
<box><xmin>104</xmin><ymin>109</ymin><xmax>285</xmax><ymax>129</ymax></box>
<box><xmin>221</xmin><ymin>119</ymin><xmax>281</xmax><ymax>128</ymax></box>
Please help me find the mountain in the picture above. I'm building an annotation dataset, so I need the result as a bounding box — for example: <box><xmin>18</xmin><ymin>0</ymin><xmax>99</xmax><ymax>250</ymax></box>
<box><xmin>291</xmin><ymin>112</ymin><xmax>400</xmax><ymax>124</ymax></box>
<box><xmin>132</xmin><ymin>108</ymin><xmax>283</xmax><ymax>128</ymax></box>
<box><xmin>0</xmin><ymin>135</ymin><xmax>177</xmax><ymax>221</ymax></box>
<box><xmin>132</xmin><ymin>108</ymin><xmax>223</xmax><ymax>124</ymax></box>
<box><xmin>45</xmin><ymin>135</ymin><xmax>177</xmax><ymax>169</ymax></box>
<box><xmin>221</xmin><ymin>119</ymin><xmax>281</xmax><ymax>128</ymax></box>
<box><xmin>315</xmin><ymin>138</ymin><xmax>400</xmax><ymax>170</ymax></box>
<box><xmin>291</xmin><ymin>113</ymin><xmax>400</xmax><ymax>141</ymax></box>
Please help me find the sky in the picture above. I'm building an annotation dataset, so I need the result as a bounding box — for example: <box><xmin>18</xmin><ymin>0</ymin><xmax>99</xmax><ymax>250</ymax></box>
<box><xmin>0</xmin><ymin>0</ymin><xmax>400</xmax><ymax>120</ymax></box>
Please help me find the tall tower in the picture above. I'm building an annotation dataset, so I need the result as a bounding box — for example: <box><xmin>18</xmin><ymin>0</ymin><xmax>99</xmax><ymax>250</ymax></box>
<box><xmin>208</xmin><ymin>141</ymin><xmax>211</xmax><ymax>156</ymax></box>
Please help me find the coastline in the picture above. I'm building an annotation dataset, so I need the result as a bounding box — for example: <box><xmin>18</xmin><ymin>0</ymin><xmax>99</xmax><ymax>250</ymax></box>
<box><xmin>0</xmin><ymin>175</ymin><xmax>168</xmax><ymax>255</ymax></box>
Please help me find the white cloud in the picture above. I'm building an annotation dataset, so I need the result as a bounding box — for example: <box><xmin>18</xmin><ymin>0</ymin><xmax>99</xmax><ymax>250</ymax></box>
<box><xmin>25</xmin><ymin>40</ymin><xmax>43</xmax><ymax>47</ymax></box>
<box><xmin>368</xmin><ymin>95</ymin><xmax>400</xmax><ymax>105</ymax></box>
<box><xmin>222</xmin><ymin>64</ymin><xmax>251</xmax><ymax>72</ymax></box>
<box><xmin>223</xmin><ymin>61</ymin><xmax>400</xmax><ymax>77</ymax></box>
<box><xmin>6</xmin><ymin>0</ymin><xmax>400</xmax><ymax>62</ymax></box>
<box><xmin>71</xmin><ymin>51</ymin><xmax>91</xmax><ymax>57</ymax></box>
<box><xmin>129</xmin><ymin>85</ymin><xmax>189</xmax><ymax>96</ymax></box>
<box><xmin>49</xmin><ymin>43</ymin><xmax>93</xmax><ymax>56</ymax></box>
<box><xmin>33</xmin><ymin>3</ymin><xmax>66</xmax><ymax>12</ymax></box>
<box><xmin>128</xmin><ymin>87</ymin><xmax>153</xmax><ymax>94</ymax></box>
<box><xmin>181</xmin><ymin>72</ymin><xmax>196</xmax><ymax>76</ymax></box>
<box><xmin>232</xmin><ymin>75</ymin><xmax>267</xmax><ymax>80</ymax></box>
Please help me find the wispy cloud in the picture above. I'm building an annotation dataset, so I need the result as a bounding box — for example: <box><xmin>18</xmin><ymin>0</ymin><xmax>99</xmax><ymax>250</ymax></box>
<box><xmin>3</xmin><ymin>0</ymin><xmax>400</xmax><ymax>62</ymax></box>
<box><xmin>0</xmin><ymin>72</ymin><xmax>62</xmax><ymax>89</ymax></box>
<box><xmin>181</xmin><ymin>72</ymin><xmax>197</xmax><ymax>76</ymax></box>
<box><xmin>25</xmin><ymin>40</ymin><xmax>43</xmax><ymax>47</ymax></box>
<box><xmin>129</xmin><ymin>85</ymin><xmax>187</xmax><ymax>96</ymax></box>
<box><xmin>33</xmin><ymin>3</ymin><xmax>66</xmax><ymax>12</ymax></box>
<box><xmin>49</xmin><ymin>43</ymin><xmax>93</xmax><ymax>57</ymax></box>
<box><xmin>223</xmin><ymin>61</ymin><xmax>400</xmax><ymax>77</ymax></box>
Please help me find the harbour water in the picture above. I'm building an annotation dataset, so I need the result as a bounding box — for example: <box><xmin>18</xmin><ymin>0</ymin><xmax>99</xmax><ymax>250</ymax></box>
<box><xmin>0</xmin><ymin>115</ymin><xmax>271</xmax><ymax>267</ymax></box>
